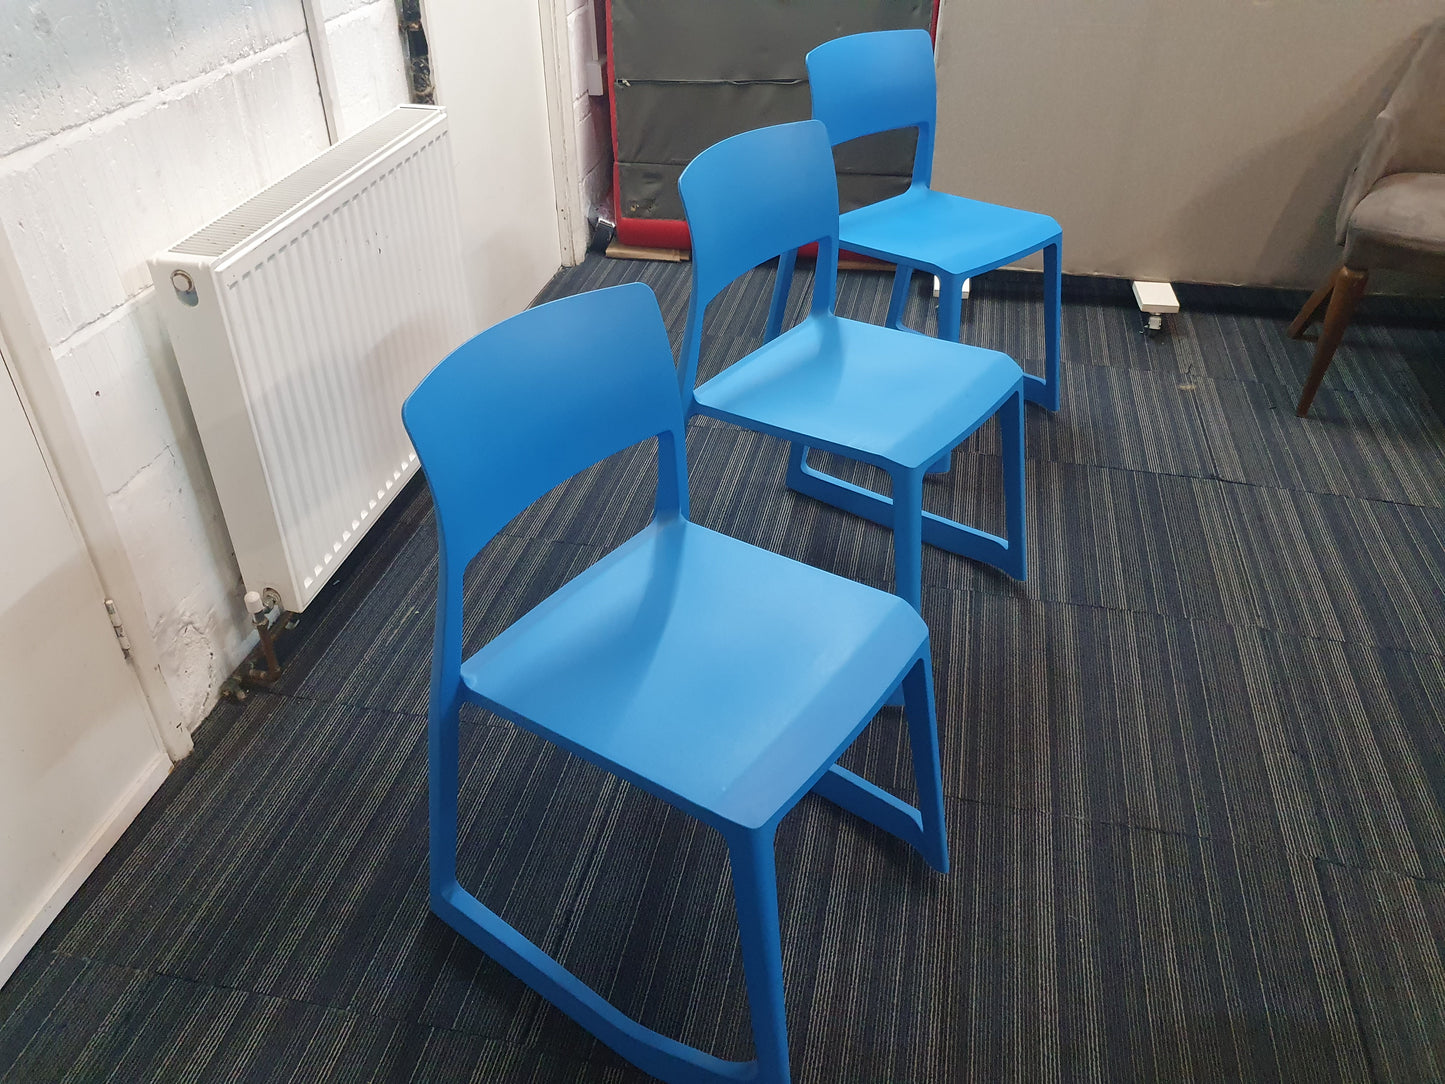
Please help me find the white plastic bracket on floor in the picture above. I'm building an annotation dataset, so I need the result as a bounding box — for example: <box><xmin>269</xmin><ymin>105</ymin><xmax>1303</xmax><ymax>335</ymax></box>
<box><xmin>933</xmin><ymin>276</ymin><xmax>971</xmax><ymax>300</ymax></box>
<box><xmin>1132</xmin><ymin>280</ymin><xmax>1179</xmax><ymax>332</ymax></box>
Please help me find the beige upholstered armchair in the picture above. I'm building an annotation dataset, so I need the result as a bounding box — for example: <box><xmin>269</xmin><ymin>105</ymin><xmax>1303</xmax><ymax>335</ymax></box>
<box><xmin>1291</xmin><ymin>19</ymin><xmax>1445</xmax><ymax>417</ymax></box>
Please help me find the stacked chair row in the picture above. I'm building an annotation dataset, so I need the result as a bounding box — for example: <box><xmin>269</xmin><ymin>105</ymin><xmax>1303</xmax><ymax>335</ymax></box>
<box><xmin>401</xmin><ymin>29</ymin><xmax>1062</xmax><ymax>1084</ymax></box>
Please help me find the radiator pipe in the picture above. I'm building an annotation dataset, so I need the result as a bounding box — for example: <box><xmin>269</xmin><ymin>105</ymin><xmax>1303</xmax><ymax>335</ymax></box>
<box><xmin>243</xmin><ymin>591</ymin><xmax>284</xmax><ymax>685</ymax></box>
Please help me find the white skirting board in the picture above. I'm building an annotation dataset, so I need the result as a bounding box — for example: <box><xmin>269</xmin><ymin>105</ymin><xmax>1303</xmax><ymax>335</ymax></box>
<box><xmin>0</xmin><ymin>754</ymin><xmax>171</xmax><ymax>988</ymax></box>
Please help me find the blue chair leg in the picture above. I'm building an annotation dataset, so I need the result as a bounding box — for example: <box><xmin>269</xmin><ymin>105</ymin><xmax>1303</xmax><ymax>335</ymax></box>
<box><xmin>1020</xmin><ymin>240</ymin><xmax>1062</xmax><ymax>411</ymax></box>
<box><xmin>885</xmin><ymin>263</ymin><xmax>913</xmax><ymax>330</ymax></box>
<box><xmin>430</xmin><ymin>700</ymin><xmax>776</xmax><ymax>1084</ymax></box>
<box><xmin>766</xmin><ymin>249</ymin><xmax>798</xmax><ymax>344</ymax></box>
<box><xmin>921</xmin><ymin>273</ymin><xmax>967</xmax><ymax>475</ymax></box>
<box><xmin>785</xmin><ymin>437</ymin><xmax>1025</xmax><ymax>586</ymax></box>
<box><xmin>725</xmin><ymin>828</ymin><xmax>792</xmax><ymax>1084</ymax></box>
<box><xmin>936</xmin><ymin>271</ymin><xmax>964</xmax><ymax>345</ymax></box>
<box><xmin>891</xmin><ymin>466</ymin><xmax>925</xmax><ymax>610</ymax></box>
<box><xmin>901</xmin><ymin>657</ymin><xmax>949</xmax><ymax>874</ymax></box>
<box><xmin>809</xmin><ymin>654</ymin><xmax>949</xmax><ymax>872</ymax></box>
<box><xmin>429</xmin><ymin>696</ymin><xmax>462</xmax><ymax>894</ymax></box>
<box><xmin>1000</xmin><ymin>387</ymin><xmax>1027</xmax><ymax>580</ymax></box>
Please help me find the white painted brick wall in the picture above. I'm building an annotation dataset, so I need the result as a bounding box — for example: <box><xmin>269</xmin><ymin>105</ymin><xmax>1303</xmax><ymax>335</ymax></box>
<box><xmin>566</xmin><ymin>0</ymin><xmax>610</xmax><ymax>220</ymax></box>
<box><xmin>325</xmin><ymin>2</ymin><xmax>411</xmax><ymax>140</ymax></box>
<box><xmin>0</xmin><ymin>0</ymin><xmax>306</xmax><ymax>159</ymax></box>
<box><xmin>1</xmin><ymin>0</ymin><xmax>408</xmax><ymax>729</ymax></box>
<box><xmin>2</xmin><ymin>40</ymin><xmax>330</xmax><ymax>347</ymax></box>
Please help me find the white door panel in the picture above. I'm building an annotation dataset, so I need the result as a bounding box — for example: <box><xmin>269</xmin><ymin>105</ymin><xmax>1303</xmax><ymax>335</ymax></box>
<box><xmin>0</xmin><ymin>357</ymin><xmax>165</xmax><ymax>986</ymax></box>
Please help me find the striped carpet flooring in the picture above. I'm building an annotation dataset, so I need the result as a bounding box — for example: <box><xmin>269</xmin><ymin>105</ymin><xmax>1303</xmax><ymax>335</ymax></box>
<box><xmin>4</xmin><ymin>257</ymin><xmax>1445</xmax><ymax>1082</ymax></box>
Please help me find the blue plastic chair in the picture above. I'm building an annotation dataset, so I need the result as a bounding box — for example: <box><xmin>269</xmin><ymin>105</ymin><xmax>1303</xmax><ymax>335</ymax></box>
<box><xmin>775</xmin><ymin>28</ymin><xmax>1063</xmax><ymax>413</ymax></box>
<box><xmin>401</xmin><ymin>282</ymin><xmax>949</xmax><ymax>1084</ymax></box>
<box><xmin>679</xmin><ymin>120</ymin><xmax>1027</xmax><ymax>611</ymax></box>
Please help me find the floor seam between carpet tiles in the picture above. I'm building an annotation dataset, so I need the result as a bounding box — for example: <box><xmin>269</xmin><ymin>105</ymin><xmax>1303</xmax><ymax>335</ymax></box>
<box><xmin>1310</xmin><ymin>855</ymin><xmax>1388</xmax><ymax>1084</ymax></box>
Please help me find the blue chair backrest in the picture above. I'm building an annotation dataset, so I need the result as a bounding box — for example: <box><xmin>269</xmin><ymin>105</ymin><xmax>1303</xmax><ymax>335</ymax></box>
<box><xmin>677</xmin><ymin>119</ymin><xmax>841</xmax><ymax>399</ymax></box>
<box><xmin>402</xmin><ymin>283</ymin><xmax>688</xmax><ymax>576</ymax></box>
<box><xmin>679</xmin><ymin>119</ymin><xmax>841</xmax><ymax>308</ymax></box>
<box><xmin>806</xmin><ymin>28</ymin><xmax>937</xmax><ymax>189</ymax></box>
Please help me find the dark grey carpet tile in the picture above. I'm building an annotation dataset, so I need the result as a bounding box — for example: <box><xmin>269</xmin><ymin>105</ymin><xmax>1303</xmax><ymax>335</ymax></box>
<box><xmin>406</xmin><ymin>786</ymin><xmax>1372</xmax><ymax>1083</ymax></box>
<box><xmin>916</xmin><ymin>585</ymin><xmax>1445</xmax><ymax>880</ymax></box>
<box><xmin>1258</xmin><ymin>632</ymin><xmax>1445</xmax><ymax>884</ymax></box>
<box><xmin>13</xmin><ymin>252</ymin><xmax>1445</xmax><ymax>1084</ymax></box>
<box><xmin>1175</xmin><ymin>306</ymin><xmax>1358</xmax><ymax>395</ymax></box>
<box><xmin>1175</xmin><ymin>281</ymin><xmax>1306</xmax><ymax>320</ymax></box>
<box><xmin>771</xmin><ymin>791</ymin><xmax>1370</xmax><ymax>1082</ymax></box>
<box><xmin>896</xmin><ymin>447</ymin><xmax>1239</xmax><ymax>622</ymax></box>
<box><xmin>380</xmin><ymin>783</ymin><xmax>1009</xmax><ymax>1082</ymax></box>
<box><xmin>34</xmin><ymin>700</ymin><xmax>671</xmax><ymax>1043</ymax></box>
<box><xmin>800</xmin><ymin>442</ymin><xmax>1256</xmax><ymax>624</ymax></box>
<box><xmin>684</xmin><ymin>423</ymin><xmax>894</xmax><ymax>594</ymax></box>
<box><xmin>266</xmin><ymin>475</ymin><xmax>435</xmax><ymax>698</ymax></box>
<box><xmin>945</xmin><ymin>361</ymin><xmax>1215</xmax><ymax>478</ymax></box>
<box><xmin>503</xmin><ymin>439</ymin><xmax>657</xmax><ymax>553</ymax></box>
<box><xmin>1211</xmin><ymin>312</ymin><xmax>1439</xmax><ymax>406</ymax></box>
<box><xmin>1044</xmin><ymin>278</ymin><xmax>1185</xmax><ymax>379</ymax></box>
<box><xmin>919</xmin><ymin>589</ymin><xmax>1317</xmax><ymax>856</ymax></box>
<box><xmin>1389</xmin><ymin>322</ymin><xmax>1445</xmax><ymax>423</ymax></box>
<box><xmin>29</xmin><ymin>698</ymin><xmax>254</xmax><ymax>953</ymax></box>
<box><xmin>1317</xmin><ymin>863</ymin><xmax>1445</xmax><ymax>1083</ymax></box>
<box><xmin>1197</xmin><ymin>372</ymin><xmax>1445</xmax><ymax>508</ymax></box>
<box><xmin>0</xmin><ymin>952</ymin><xmax>129</xmax><ymax>1080</ymax></box>
<box><xmin>849</xmin><ymin>267</ymin><xmax>1199</xmax><ymax>384</ymax></box>
<box><xmin>1341</xmin><ymin>318</ymin><xmax>1445</xmax><ymax>403</ymax></box>
<box><xmin>468</xmin><ymin>771</ymin><xmax>755</xmax><ymax>1070</ymax></box>
<box><xmin>368</xmin><ymin>727</ymin><xmax>673</xmax><ymax>1039</ymax></box>
<box><xmin>293</xmin><ymin>533</ymin><xmax>606</xmax><ymax>716</ymax></box>
<box><xmin>0</xmin><ymin>953</ymin><xmax>650</xmax><ymax>1084</ymax></box>
<box><xmin>1059</xmin><ymin>819</ymin><xmax>1368</xmax><ymax>1084</ymax></box>
<box><xmin>0</xmin><ymin>955</ymin><xmax>300</xmax><ymax>1083</ymax></box>
<box><xmin>534</xmin><ymin>255</ymin><xmax>692</xmax><ymax>343</ymax></box>
<box><xmin>47</xmin><ymin>700</ymin><xmax>435</xmax><ymax>1005</ymax></box>
<box><xmin>1221</xmin><ymin>482</ymin><xmax>1445</xmax><ymax>655</ymax></box>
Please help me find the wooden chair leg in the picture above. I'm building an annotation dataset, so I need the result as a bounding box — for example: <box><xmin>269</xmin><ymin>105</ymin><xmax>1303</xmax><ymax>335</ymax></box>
<box><xmin>1296</xmin><ymin>266</ymin><xmax>1368</xmax><ymax>417</ymax></box>
<box><xmin>1288</xmin><ymin>267</ymin><xmax>1340</xmax><ymax>340</ymax></box>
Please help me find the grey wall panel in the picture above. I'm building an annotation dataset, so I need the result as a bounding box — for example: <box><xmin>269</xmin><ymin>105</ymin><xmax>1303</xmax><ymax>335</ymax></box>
<box><xmin>839</xmin><ymin>171</ymin><xmax>912</xmax><ymax>213</ymax></box>
<box><xmin>614</xmin><ymin>81</ymin><xmax>916</xmax><ymax>171</ymax></box>
<box><xmin>619</xmin><ymin>161</ymin><xmax>908</xmax><ymax>221</ymax></box>
<box><xmin>618</xmin><ymin>162</ymin><xmax>686</xmax><ymax>220</ymax></box>
<box><xmin>931</xmin><ymin>2</ymin><xmax>1445</xmax><ymax>288</ymax></box>
<box><xmin>612</xmin><ymin>0</ymin><xmax>930</xmax><ymax>82</ymax></box>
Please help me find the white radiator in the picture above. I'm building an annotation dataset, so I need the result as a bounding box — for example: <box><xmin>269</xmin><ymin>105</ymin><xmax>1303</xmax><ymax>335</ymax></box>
<box><xmin>150</xmin><ymin>105</ymin><xmax>473</xmax><ymax>612</ymax></box>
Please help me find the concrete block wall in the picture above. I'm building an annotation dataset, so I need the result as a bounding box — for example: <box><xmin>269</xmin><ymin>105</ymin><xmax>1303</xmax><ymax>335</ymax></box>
<box><xmin>566</xmin><ymin>0</ymin><xmax>611</xmax><ymax>220</ymax></box>
<box><xmin>1</xmin><ymin>0</ymin><xmax>408</xmax><ymax>727</ymax></box>
<box><xmin>322</xmin><ymin>0</ymin><xmax>411</xmax><ymax>139</ymax></box>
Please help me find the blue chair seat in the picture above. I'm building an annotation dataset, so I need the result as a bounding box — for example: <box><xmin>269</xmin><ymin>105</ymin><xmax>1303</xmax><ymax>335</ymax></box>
<box><xmin>840</xmin><ymin>189</ymin><xmax>1062</xmax><ymax>280</ymax></box>
<box><xmin>794</xmin><ymin>29</ymin><xmax>1064</xmax><ymax>411</ymax></box>
<box><xmin>462</xmin><ymin>518</ymin><xmax>925</xmax><ymax>830</ymax></box>
<box><xmin>680</xmin><ymin>120</ymin><xmax>1028</xmax><ymax>608</ymax></box>
<box><xmin>694</xmin><ymin>313</ymin><xmax>1020</xmax><ymax>471</ymax></box>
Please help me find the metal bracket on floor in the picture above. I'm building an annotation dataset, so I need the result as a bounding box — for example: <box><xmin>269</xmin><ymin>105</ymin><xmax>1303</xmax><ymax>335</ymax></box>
<box><xmin>1134</xmin><ymin>280</ymin><xmax>1180</xmax><ymax>336</ymax></box>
